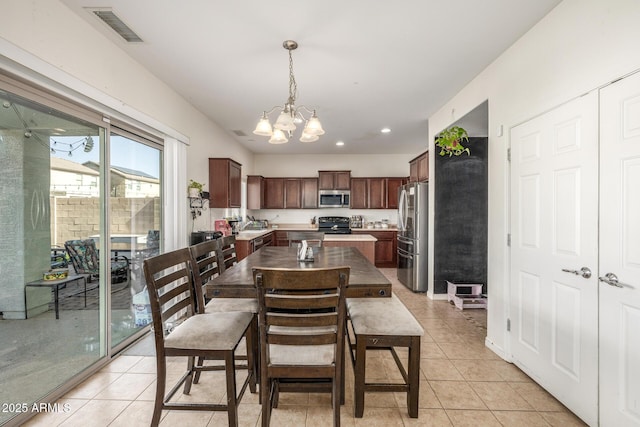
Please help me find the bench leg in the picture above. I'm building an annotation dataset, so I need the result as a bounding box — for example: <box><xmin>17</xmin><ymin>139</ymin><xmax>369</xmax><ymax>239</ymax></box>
<box><xmin>407</xmin><ymin>336</ymin><xmax>421</xmax><ymax>417</ymax></box>
<box><xmin>354</xmin><ymin>336</ymin><xmax>367</xmax><ymax>418</ymax></box>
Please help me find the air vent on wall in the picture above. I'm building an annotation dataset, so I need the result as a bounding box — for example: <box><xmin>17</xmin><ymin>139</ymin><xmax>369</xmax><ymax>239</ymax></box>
<box><xmin>89</xmin><ymin>9</ymin><xmax>143</xmax><ymax>43</ymax></box>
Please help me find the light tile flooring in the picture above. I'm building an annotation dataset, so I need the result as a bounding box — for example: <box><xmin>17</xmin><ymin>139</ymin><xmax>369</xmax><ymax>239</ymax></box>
<box><xmin>23</xmin><ymin>269</ymin><xmax>587</xmax><ymax>427</ymax></box>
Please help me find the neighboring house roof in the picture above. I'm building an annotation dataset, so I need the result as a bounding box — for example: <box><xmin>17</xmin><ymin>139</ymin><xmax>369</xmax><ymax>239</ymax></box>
<box><xmin>82</xmin><ymin>161</ymin><xmax>158</xmax><ymax>183</ymax></box>
<box><xmin>51</xmin><ymin>157</ymin><xmax>99</xmax><ymax>176</ymax></box>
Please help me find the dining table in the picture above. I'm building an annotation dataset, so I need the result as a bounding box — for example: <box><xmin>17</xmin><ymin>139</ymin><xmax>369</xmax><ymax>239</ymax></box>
<box><xmin>205</xmin><ymin>246</ymin><xmax>391</xmax><ymax>299</ymax></box>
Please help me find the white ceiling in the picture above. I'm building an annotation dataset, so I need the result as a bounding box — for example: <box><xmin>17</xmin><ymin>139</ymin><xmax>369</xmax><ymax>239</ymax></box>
<box><xmin>60</xmin><ymin>0</ymin><xmax>562</xmax><ymax>156</ymax></box>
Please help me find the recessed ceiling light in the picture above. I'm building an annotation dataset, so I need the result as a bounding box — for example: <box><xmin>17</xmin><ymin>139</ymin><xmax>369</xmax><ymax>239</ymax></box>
<box><xmin>336</xmin><ymin>141</ymin><xmax>345</xmax><ymax>146</ymax></box>
<box><xmin>381</xmin><ymin>127</ymin><xmax>391</xmax><ymax>134</ymax></box>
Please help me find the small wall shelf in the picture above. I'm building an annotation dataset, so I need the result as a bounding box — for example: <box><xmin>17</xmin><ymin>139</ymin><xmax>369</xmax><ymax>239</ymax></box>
<box><xmin>188</xmin><ymin>196</ymin><xmax>207</xmax><ymax>219</ymax></box>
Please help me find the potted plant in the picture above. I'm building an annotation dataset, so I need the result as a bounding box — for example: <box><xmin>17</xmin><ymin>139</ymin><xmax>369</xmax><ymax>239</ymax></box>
<box><xmin>188</xmin><ymin>179</ymin><xmax>204</xmax><ymax>198</ymax></box>
<box><xmin>435</xmin><ymin>126</ymin><xmax>470</xmax><ymax>157</ymax></box>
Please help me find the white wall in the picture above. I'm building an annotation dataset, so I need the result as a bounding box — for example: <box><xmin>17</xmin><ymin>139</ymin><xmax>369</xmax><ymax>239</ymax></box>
<box><xmin>0</xmin><ymin>0</ymin><xmax>253</xmax><ymax>248</ymax></box>
<box><xmin>427</xmin><ymin>0</ymin><xmax>640</xmax><ymax>358</ymax></box>
<box><xmin>254</xmin><ymin>154</ymin><xmax>414</xmax><ymax>177</ymax></box>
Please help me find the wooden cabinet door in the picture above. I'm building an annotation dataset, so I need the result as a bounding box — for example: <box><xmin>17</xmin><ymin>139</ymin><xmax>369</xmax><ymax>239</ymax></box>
<box><xmin>301</xmin><ymin>178</ymin><xmax>318</xmax><ymax>208</ymax></box>
<box><xmin>319</xmin><ymin>171</ymin><xmax>351</xmax><ymax>190</ymax></box>
<box><xmin>373</xmin><ymin>231</ymin><xmax>397</xmax><ymax>267</ymax></box>
<box><xmin>284</xmin><ymin>179</ymin><xmax>302</xmax><ymax>209</ymax></box>
<box><xmin>409</xmin><ymin>159</ymin><xmax>418</xmax><ymax>183</ymax></box>
<box><xmin>335</xmin><ymin>172</ymin><xmax>351</xmax><ymax>190</ymax></box>
<box><xmin>368</xmin><ymin>178</ymin><xmax>386</xmax><ymax>209</ymax></box>
<box><xmin>318</xmin><ymin>172</ymin><xmax>335</xmax><ymax>190</ymax></box>
<box><xmin>247</xmin><ymin>175</ymin><xmax>264</xmax><ymax>209</ymax></box>
<box><xmin>386</xmin><ymin>178</ymin><xmax>404</xmax><ymax>210</ymax></box>
<box><xmin>264</xmin><ymin>178</ymin><xmax>284</xmax><ymax>209</ymax></box>
<box><xmin>209</xmin><ymin>158</ymin><xmax>242</xmax><ymax>208</ymax></box>
<box><xmin>350</xmin><ymin>178</ymin><xmax>368</xmax><ymax>209</ymax></box>
<box><xmin>417</xmin><ymin>153</ymin><xmax>429</xmax><ymax>182</ymax></box>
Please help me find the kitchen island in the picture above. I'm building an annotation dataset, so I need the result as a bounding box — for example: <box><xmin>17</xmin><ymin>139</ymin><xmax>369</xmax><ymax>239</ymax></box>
<box><xmin>234</xmin><ymin>227</ymin><xmax>377</xmax><ymax>264</ymax></box>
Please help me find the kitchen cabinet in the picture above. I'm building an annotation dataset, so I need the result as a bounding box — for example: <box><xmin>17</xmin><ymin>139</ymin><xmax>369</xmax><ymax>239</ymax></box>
<box><xmin>350</xmin><ymin>178</ymin><xmax>368</xmax><ymax>209</ymax></box>
<box><xmin>368</xmin><ymin>178</ymin><xmax>386</xmax><ymax>209</ymax></box>
<box><xmin>409</xmin><ymin>151</ymin><xmax>428</xmax><ymax>183</ymax></box>
<box><xmin>318</xmin><ymin>171</ymin><xmax>351</xmax><ymax>190</ymax></box>
<box><xmin>284</xmin><ymin>179</ymin><xmax>301</xmax><ymax>209</ymax></box>
<box><xmin>208</xmin><ymin>158</ymin><xmax>241</xmax><ymax>208</ymax></box>
<box><xmin>386</xmin><ymin>177</ymin><xmax>405</xmax><ymax>210</ymax></box>
<box><xmin>264</xmin><ymin>178</ymin><xmax>284</xmax><ymax>209</ymax></box>
<box><xmin>247</xmin><ymin>175</ymin><xmax>264</xmax><ymax>209</ymax></box>
<box><xmin>351</xmin><ymin>177</ymin><xmax>405</xmax><ymax>209</ymax></box>
<box><xmin>352</xmin><ymin>229</ymin><xmax>397</xmax><ymax>268</ymax></box>
<box><xmin>235</xmin><ymin>232</ymin><xmax>273</xmax><ymax>261</ymax></box>
<box><xmin>301</xmin><ymin>178</ymin><xmax>319</xmax><ymax>208</ymax></box>
<box><xmin>254</xmin><ymin>177</ymin><xmax>319</xmax><ymax>209</ymax></box>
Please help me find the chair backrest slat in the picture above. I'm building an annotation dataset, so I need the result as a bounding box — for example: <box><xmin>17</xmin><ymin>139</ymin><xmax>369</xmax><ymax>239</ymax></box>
<box><xmin>217</xmin><ymin>235</ymin><xmax>238</xmax><ymax>272</ymax></box>
<box><xmin>189</xmin><ymin>239</ymin><xmax>223</xmax><ymax>313</ymax></box>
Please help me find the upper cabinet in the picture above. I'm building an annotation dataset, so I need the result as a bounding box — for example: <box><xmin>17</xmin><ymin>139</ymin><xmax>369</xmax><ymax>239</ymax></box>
<box><xmin>247</xmin><ymin>175</ymin><xmax>264</xmax><ymax>210</ymax></box>
<box><xmin>350</xmin><ymin>177</ymin><xmax>406</xmax><ymax>209</ymax></box>
<box><xmin>248</xmin><ymin>176</ymin><xmax>319</xmax><ymax>209</ymax></box>
<box><xmin>208</xmin><ymin>158</ymin><xmax>241</xmax><ymax>208</ymax></box>
<box><xmin>318</xmin><ymin>171</ymin><xmax>351</xmax><ymax>190</ymax></box>
<box><xmin>409</xmin><ymin>151</ymin><xmax>428</xmax><ymax>183</ymax></box>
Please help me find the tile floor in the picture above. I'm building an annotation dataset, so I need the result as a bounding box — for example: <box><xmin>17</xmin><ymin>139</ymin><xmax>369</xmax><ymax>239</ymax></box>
<box><xmin>23</xmin><ymin>269</ymin><xmax>587</xmax><ymax>426</ymax></box>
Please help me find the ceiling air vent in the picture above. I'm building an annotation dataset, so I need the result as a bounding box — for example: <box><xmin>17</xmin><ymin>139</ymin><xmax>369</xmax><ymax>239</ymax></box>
<box><xmin>232</xmin><ymin>130</ymin><xmax>247</xmax><ymax>137</ymax></box>
<box><xmin>89</xmin><ymin>9</ymin><xmax>143</xmax><ymax>43</ymax></box>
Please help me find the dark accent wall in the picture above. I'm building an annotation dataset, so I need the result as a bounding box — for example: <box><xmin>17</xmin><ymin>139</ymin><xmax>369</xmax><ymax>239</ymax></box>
<box><xmin>434</xmin><ymin>137</ymin><xmax>488</xmax><ymax>294</ymax></box>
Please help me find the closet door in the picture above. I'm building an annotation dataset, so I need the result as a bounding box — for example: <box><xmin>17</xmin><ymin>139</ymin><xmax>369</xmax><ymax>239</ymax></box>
<box><xmin>599</xmin><ymin>71</ymin><xmax>640</xmax><ymax>426</ymax></box>
<box><xmin>510</xmin><ymin>91</ymin><xmax>599</xmax><ymax>426</ymax></box>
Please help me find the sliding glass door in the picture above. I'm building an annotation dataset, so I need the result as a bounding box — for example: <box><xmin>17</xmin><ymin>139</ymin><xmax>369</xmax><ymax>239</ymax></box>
<box><xmin>0</xmin><ymin>75</ymin><xmax>163</xmax><ymax>425</ymax></box>
<box><xmin>109</xmin><ymin>131</ymin><xmax>161</xmax><ymax>349</ymax></box>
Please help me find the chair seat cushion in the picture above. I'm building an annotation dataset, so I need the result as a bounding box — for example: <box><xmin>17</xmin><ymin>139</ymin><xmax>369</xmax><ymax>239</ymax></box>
<box><xmin>205</xmin><ymin>298</ymin><xmax>258</xmax><ymax>314</ymax></box>
<box><xmin>347</xmin><ymin>295</ymin><xmax>424</xmax><ymax>336</ymax></box>
<box><xmin>164</xmin><ymin>311</ymin><xmax>253</xmax><ymax>351</ymax></box>
<box><xmin>269</xmin><ymin>344</ymin><xmax>335</xmax><ymax>366</ymax></box>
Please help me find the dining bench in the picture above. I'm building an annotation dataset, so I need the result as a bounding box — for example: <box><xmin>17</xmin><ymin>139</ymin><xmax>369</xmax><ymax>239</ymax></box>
<box><xmin>346</xmin><ymin>294</ymin><xmax>424</xmax><ymax>418</ymax></box>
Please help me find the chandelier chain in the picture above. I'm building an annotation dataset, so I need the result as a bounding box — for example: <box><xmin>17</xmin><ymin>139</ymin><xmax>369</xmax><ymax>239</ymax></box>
<box><xmin>288</xmin><ymin>48</ymin><xmax>297</xmax><ymax>107</ymax></box>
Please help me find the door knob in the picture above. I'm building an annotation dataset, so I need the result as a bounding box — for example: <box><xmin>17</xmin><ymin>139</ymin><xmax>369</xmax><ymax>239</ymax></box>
<box><xmin>561</xmin><ymin>267</ymin><xmax>592</xmax><ymax>278</ymax></box>
<box><xmin>598</xmin><ymin>272</ymin><xmax>632</xmax><ymax>289</ymax></box>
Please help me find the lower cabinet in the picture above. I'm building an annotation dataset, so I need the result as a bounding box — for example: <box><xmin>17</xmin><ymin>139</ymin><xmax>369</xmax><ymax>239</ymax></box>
<box><xmin>352</xmin><ymin>230</ymin><xmax>397</xmax><ymax>268</ymax></box>
<box><xmin>235</xmin><ymin>232</ymin><xmax>273</xmax><ymax>261</ymax></box>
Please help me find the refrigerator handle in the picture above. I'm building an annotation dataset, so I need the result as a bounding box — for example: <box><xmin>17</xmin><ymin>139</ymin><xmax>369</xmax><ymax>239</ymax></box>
<box><xmin>398</xmin><ymin>188</ymin><xmax>407</xmax><ymax>231</ymax></box>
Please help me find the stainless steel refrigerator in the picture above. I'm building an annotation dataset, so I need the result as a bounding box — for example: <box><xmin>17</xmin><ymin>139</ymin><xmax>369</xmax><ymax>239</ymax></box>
<box><xmin>397</xmin><ymin>182</ymin><xmax>428</xmax><ymax>292</ymax></box>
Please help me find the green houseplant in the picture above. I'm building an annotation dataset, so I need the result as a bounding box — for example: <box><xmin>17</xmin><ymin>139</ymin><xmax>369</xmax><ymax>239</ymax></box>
<box><xmin>188</xmin><ymin>179</ymin><xmax>204</xmax><ymax>197</ymax></box>
<box><xmin>435</xmin><ymin>126</ymin><xmax>470</xmax><ymax>157</ymax></box>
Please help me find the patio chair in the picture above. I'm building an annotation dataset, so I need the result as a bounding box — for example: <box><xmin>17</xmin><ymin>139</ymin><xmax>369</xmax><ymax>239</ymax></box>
<box><xmin>253</xmin><ymin>266</ymin><xmax>350</xmax><ymax>427</ymax></box>
<box><xmin>64</xmin><ymin>239</ymin><xmax>129</xmax><ymax>284</ymax></box>
<box><xmin>143</xmin><ymin>248</ymin><xmax>255</xmax><ymax>426</ymax></box>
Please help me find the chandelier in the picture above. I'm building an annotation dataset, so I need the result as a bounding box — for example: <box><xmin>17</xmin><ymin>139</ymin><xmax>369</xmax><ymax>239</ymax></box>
<box><xmin>253</xmin><ymin>40</ymin><xmax>325</xmax><ymax>144</ymax></box>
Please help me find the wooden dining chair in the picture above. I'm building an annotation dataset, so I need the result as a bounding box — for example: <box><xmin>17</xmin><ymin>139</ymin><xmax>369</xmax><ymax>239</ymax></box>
<box><xmin>217</xmin><ymin>235</ymin><xmax>239</xmax><ymax>271</ymax></box>
<box><xmin>143</xmin><ymin>248</ymin><xmax>255</xmax><ymax>427</ymax></box>
<box><xmin>188</xmin><ymin>239</ymin><xmax>258</xmax><ymax>390</ymax></box>
<box><xmin>253</xmin><ymin>266</ymin><xmax>350</xmax><ymax>427</ymax></box>
<box><xmin>286</xmin><ymin>231</ymin><xmax>325</xmax><ymax>248</ymax></box>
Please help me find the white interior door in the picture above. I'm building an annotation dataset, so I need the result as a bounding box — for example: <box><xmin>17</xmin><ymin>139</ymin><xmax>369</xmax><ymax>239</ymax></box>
<box><xmin>599</xmin><ymin>71</ymin><xmax>640</xmax><ymax>426</ymax></box>
<box><xmin>510</xmin><ymin>92</ymin><xmax>599</xmax><ymax>426</ymax></box>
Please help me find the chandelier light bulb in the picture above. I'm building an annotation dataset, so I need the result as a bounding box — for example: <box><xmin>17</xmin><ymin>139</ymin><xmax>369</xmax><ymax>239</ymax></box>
<box><xmin>253</xmin><ymin>114</ymin><xmax>273</xmax><ymax>136</ymax></box>
<box><xmin>303</xmin><ymin>114</ymin><xmax>325</xmax><ymax>136</ymax></box>
<box><xmin>299</xmin><ymin>132</ymin><xmax>319</xmax><ymax>143</ymax></box>
<box><xmin>274</xmin><ymin>110</ymin><xmax>296</xmax><ymax>131</ymax></box>
<box><xmin>269</xmin><ymin>128</ymin><xmax>288</xmax><ymax>144</ymax></box>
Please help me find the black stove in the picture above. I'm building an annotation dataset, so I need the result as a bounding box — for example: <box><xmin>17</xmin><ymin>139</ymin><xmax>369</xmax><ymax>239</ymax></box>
<box><xmin>318</xmin><ymin>216</ymin><xmax>352</xmax><ymax>234</ymax></box>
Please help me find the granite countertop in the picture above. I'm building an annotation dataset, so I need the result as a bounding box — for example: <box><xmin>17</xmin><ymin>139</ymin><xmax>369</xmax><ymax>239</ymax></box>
<box><xmin>323</xmin><ymin>234</ymin><xmax>377</xmax><ymax>242</ymax></box>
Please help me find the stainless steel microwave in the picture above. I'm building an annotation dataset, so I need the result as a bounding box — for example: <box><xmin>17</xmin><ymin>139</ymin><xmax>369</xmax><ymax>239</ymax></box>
<box><xmin>318</xmin><ymin>190</ymin><xmax>350</xmax><ymax>208</ymax></box>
